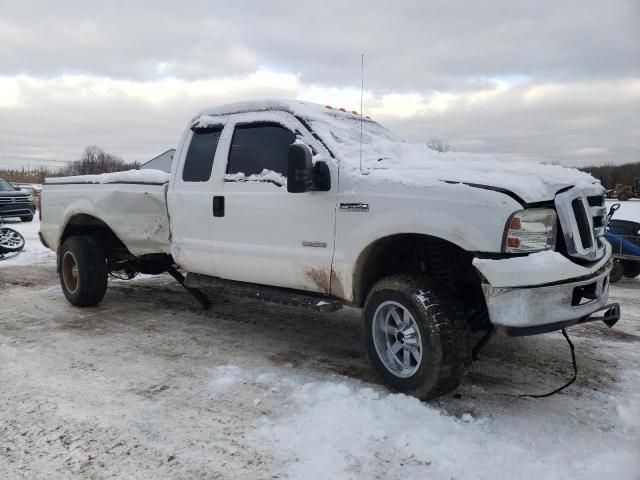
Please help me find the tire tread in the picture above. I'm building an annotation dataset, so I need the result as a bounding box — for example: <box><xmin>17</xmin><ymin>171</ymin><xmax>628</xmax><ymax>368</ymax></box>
<box><xmin>364</xmin><ymin>274</ymin><xmax>470</xmax><ymax>399</ymax></box>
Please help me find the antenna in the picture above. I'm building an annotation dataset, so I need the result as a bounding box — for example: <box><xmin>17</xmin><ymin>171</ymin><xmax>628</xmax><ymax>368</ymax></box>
<box><xmin>359</xmin><ymin>53</ymin><xmax>367</xmax><ymax>174</ymax></box>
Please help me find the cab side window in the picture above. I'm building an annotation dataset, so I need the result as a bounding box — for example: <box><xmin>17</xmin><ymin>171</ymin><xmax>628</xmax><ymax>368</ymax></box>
<box><xmin>182</xmin><ymin>127</ymin><xmax>223</xmax><ymax>182</ymax></box>
<box><xmin>227</xmin><ymin>123</ymin><xmax>295</xmax><ymax>177</ymax></box>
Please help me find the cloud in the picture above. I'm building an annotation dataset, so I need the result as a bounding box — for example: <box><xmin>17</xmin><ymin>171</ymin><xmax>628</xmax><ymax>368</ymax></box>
<box><xmin>0</xmin><ymin>71</ymin><xmax>303</xmax><ymax>163</ymax></box>
<box><xmin>1</xmin><ymin>1</ymin><xmax>638</xmax><ymax>86</ymax></box>
<box><xmin>385</xmin><ymin>79</ymin><xmax>640</xmax><ymax>164</ymax></box>
<box><xmin>0</xmin><ymin>0</ymin><xmax>637</xmax><ymax>167</ymax></box>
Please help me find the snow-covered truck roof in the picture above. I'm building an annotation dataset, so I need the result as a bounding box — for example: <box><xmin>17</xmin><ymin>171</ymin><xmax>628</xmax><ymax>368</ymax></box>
<box><xmin>195</xmin><ymin>99</ymin><xmax>375</xmax><ymax>124</ymax></box>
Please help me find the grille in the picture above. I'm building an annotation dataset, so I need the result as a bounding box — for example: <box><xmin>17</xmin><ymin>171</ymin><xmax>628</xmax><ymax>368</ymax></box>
<box><xmin>0</xmin><ymin>196</ymin><xmax>31</xmax><ymax>205</ymax></box>
<box><xmin>555</xmin><ymin>187</ymin><xmax>607</xmax><ymax>262</ymax></box>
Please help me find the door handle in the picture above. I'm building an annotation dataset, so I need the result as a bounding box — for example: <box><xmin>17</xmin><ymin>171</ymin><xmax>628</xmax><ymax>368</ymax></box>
<box><xmin>213</xmin><ymin>196</ymin><xmax>225</xmax><ymax>217</ymax></box>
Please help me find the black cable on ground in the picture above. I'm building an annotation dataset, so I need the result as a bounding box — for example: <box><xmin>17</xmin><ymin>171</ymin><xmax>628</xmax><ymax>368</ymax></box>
<box><xmin>472</xmin><ymin>326</ymin><xmax>495</xmax><ymax>361</ymax></box>
<box><xmin>519</xmin><ymin>328</ymin><xmax>577</xmax><ymax>398</ymax></box>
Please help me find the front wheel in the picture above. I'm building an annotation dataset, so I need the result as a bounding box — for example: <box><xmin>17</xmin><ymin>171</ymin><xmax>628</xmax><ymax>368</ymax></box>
<box><xmin>58</xmin><ymin>236</ymin><xmax>108</xmax><ymax>306</ymax></box>
<box><xmin>363</xmin><ymin>274</ymin><xmax>470</xmax><ymax>400</ymax></box>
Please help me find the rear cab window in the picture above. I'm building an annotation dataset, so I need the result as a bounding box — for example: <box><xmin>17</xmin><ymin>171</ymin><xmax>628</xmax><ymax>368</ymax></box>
<box><xmin>182</xmin><ymin>126</ymin><xmax>223</xmax><ymax>182</ymax></box>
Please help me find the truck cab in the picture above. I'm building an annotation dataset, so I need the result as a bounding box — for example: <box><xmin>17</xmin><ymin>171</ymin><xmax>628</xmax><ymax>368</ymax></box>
<box><xmin>168</xmin><ymin>110</ymin><xmax>337</xmax><ymax>294</ymax></box>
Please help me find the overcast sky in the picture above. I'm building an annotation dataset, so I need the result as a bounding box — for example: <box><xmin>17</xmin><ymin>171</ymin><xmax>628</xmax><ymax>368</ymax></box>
<box><xmin>0</xmin><ymin>0</ymin><xmax>638</xmax><ymax>169</ymax></box>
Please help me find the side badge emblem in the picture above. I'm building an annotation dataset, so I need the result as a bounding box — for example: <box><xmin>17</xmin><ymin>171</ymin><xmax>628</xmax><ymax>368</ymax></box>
<box><xmin>340</xmin><ymin>203</ymin><xmax>369</xmax><ymax>212</ymax></box>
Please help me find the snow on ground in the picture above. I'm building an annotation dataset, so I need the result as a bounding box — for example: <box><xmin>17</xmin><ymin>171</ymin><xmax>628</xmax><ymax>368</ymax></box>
<box><xmin>1</xmin><ymin>217</ymin><xmax>639</xmax><ymax>479</ymax></box>
<box><xmin>606</xmin><ymin>199</ymin><xmax>640</xmax><ymax>222</ymax></box>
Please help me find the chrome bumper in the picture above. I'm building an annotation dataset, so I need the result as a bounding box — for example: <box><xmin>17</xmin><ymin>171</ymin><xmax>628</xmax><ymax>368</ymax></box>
<box><xmin>482</xmin><ymin>260</ymin><xmax>620</xmax><ymax>335</ymax></box>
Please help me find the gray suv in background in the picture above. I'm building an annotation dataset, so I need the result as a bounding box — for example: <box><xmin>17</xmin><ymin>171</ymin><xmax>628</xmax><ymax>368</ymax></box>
<box><xmin>0</xmin><ymin>177</ymin><xmax>36</xmax><ymax>222</ymax></box>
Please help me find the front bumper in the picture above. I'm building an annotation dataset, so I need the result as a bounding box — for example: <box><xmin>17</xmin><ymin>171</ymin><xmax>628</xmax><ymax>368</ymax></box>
<box><xmin>0</xmin><ymin>202</ymin><xmax>36</xmax><ymax>219</ymax></box>
<box><xmin>481</xmin><ymin>259</ymin><xmax>620</xmax><ymax>336</ymax></box>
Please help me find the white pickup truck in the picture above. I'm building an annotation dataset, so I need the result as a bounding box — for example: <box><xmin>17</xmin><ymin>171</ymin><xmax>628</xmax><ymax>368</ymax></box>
<box><xmin>40</xmin><ymin>100</ymin><xmax>620</xmax><ymax>399</ymax></box>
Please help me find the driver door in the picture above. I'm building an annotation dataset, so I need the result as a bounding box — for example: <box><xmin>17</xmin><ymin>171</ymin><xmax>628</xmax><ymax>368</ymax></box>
<box><xmin>209</xmin><ymin>112</ymin><xmax>338</xmax><ymax>294</ymax></box>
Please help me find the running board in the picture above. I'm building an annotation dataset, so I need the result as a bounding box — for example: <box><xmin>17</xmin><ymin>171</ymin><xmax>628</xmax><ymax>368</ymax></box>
<box><xmin>185</xmin><ymin>273</ymin><xmax>343</xmax><ymax>312</ymax></box>
<box><xmin>166</xmin><ymin>265</ymin><xmax>211</xmax><ymax>310</ymax></box>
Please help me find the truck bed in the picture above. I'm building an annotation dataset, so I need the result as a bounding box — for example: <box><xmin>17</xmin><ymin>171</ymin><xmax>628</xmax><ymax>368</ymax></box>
<box><xmin>40</xmin><ymin>170</ymin><xmax>171</xmax><ymax>256</ymax></box>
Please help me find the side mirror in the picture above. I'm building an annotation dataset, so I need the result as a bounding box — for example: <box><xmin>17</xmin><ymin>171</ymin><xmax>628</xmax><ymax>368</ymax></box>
<box><xmin>287</xmin><ymin>143</ymin><xmax>313</xmax><ymax>193</ymax></box>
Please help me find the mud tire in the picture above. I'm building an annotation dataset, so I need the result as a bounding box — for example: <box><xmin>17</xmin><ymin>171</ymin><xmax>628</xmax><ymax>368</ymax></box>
<box><xmin>58</xmin><ymin>236</ymin><xmax>108</xmax><ymax>307</ymax></box>
<box><xmin>363</xmin><ymin>274</ymin><xmax>470</xmax><ymax>400</ymax></box>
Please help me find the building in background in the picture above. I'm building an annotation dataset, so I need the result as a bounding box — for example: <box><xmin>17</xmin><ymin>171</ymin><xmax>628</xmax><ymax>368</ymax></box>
<box><xmin>140</xmin><ymin>149</ymin><xmax>175</xmax><ymax>173</ymax></box>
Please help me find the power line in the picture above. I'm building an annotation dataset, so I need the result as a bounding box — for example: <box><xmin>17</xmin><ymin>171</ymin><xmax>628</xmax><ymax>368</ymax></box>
<box><xmin>0</xmin><ymin>155</ymin><xmax>68</xmax><ymax>164</ymax></box>
<box><xmin>0</xmin><ymin>155</ymin><xmax>68</xmax><ymax>171</ymax></box>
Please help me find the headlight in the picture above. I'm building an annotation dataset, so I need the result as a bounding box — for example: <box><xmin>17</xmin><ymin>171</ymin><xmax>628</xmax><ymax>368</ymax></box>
<box><xmin>504</xmin><ymin>208</ymin><xmax>557</xmax><ymax>253</ymax></box>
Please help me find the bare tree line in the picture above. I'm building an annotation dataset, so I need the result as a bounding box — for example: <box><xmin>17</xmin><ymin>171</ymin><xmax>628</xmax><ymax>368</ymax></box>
<box><xmin>0</xmin><ymin>146</ymin><xmax>138</xmax><ymax>183</ymax></box>
<box><xmin>61</xmin><ymin>145</ymin><xmax>138</xmax><ymax>176</ymax></box>
<box><xmin>579</xmin><ymin>161</ymin><xmax>640</xmax><ymax>189</ymax></box>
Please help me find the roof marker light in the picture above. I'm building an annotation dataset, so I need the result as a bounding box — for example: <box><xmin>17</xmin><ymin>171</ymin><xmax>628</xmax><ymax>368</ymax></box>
<box><xmin>339</xmin><ymin>108</ymin><xmax>347</xmax><ymax>112</ymax></box>
<box><xmin>325</xmin><ymin>105</ymin><xmax>333</xmax><ymax>109</ymax></box>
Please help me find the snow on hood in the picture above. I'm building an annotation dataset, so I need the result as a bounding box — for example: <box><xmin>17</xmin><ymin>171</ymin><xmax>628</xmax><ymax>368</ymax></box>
<box><xmin>46</xmin><ymin>169</ymin><xmax>170</xmax><ymax>185</ymax></box>
<box><xmin>345</xmin><ymin>143</ymin><xmax>599</xmax><ymax>204</ymax></box>
<box><xmin>303</xmin><ymin>110</ymin><xmax>600</xmax><ymax>204</ymax></box>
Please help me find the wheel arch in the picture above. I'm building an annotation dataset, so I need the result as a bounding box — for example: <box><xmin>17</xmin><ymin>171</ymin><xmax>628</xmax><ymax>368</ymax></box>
<box><xmin>350</xmin><ymin>232</ymin><xmax>479</xmax><ymax>308</ymax></box>
<box><xmin>59</xmin><ymin>213</ymin><xmax>131</xmax><ymax>260</ymax></box>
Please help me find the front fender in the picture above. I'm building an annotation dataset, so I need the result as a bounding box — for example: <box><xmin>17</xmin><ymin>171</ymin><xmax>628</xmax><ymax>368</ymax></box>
<box><xmin>331</xmin><ymin>181</ymin><xmax>522</xmax><ymax>303</ymax></box>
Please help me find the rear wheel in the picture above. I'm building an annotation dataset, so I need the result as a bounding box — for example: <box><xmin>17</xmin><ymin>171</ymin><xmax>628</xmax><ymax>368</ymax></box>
<box><xmin>58</xmin><ymin>236</ymin><xmax>108</xmax><ymax>306</ymax></box>
<box><xmin>622</xmin><ymin>261</ymin><xmax>640</xmax><ymax>279</ymax></box>
<box><xmin>363</xmin><ymin>274</ymin><xmax>470</xmax><ymax>400</ymax></box>
<box><xmin>617</xmin><ymin>191</ymin><xmax>630</xmax><ymax>201</ymax></box>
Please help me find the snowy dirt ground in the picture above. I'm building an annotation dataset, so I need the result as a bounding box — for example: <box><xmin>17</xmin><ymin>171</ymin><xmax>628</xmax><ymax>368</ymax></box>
<box><xmin>1</xmin><ymin>217</ymin><xmax>639</xmax><ymax>480</ymax></box>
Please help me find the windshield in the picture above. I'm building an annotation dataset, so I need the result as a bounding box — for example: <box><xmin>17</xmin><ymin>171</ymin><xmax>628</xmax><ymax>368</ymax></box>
<box><xmin>0</xmin><ymin>178</ymin><xmax>16</xmax><ymax>192</ymax></box>
<box><xmin>305</xmin><ymin>113</ymin><xmax>402</xmax><ymax>161</ymax></box>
